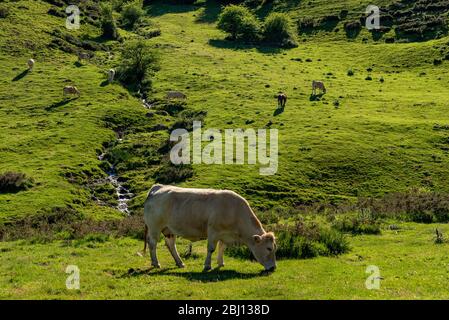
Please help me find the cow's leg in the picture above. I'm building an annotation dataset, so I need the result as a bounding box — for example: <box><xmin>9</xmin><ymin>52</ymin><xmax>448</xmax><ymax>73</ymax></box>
<box><xmin>216</xmin><ymin>240</ymin><xmax>226</xmax><ymax>268</ymax></box>
<box><xmin>148</xmin><ymin>230</ymin><xmax>161</xmax><ymax>268</ymax></box>
<box><xmin>164</xmin><ymin>234</ymin><xmax>185</xmax><ymax>268</ymax></box>
<box><xmin>204</xmin><ymin>236</ymin><xmax>218</xmax><ymax>272</ymax></box>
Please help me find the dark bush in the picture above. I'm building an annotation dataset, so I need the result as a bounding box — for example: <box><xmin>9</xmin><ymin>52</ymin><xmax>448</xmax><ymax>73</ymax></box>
<box><xmin>138</xmin><ymin>28</ymin><xmax>161</xmax><ymax>39</ymax></box>
<box><xmin>171</xmin><ymin>109</ymin><xmax>207</xmax><ymax>131</ymax></box>
<box><xmin>153</xmin><ymin>100</ymin><xmax>187</xmax><ymax>116</ymax></box>
<box><xmin>297</xmin><ymin>17</ymin><xmax>316</xmax><ymax>34</ymax></box>
<box><xmin>154</xmin><ymin>160</ymin><xmax>194</xmax><ymax>184</ymax></box>
<box><xmin>0</xmin><ymin>172</ymin><xmax>33</xmax><ymax>193</ymax></box>
<box><xmin>121</xmin><ymin>1</ymin><xmax>144</xmax><ymax>29</ymax></box>
<box><xmin>100</xmin><ymin>3</ymin><xmax>120</xmax><ymax>40</ymax></box>
<box><xmin>317</xmin><ymin>15</ymin><xmax>340</xmax><ymax>31</ymax></box>
<box><xmin>47</xmin><ymin>7</ymin><xmax>65</xmax><ymax>18</ymax></box>
<box><xmin>344</xmin><ymin>21</ymin><xmax>362</xmax><ymax>38</ymax></box>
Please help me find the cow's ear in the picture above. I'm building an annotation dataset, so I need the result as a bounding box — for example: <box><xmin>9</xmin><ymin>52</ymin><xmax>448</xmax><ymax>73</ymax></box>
<box><xmin>253</xmin><ymin>235</ymin><xmax>262</xmax><ymax>243</ymax></box>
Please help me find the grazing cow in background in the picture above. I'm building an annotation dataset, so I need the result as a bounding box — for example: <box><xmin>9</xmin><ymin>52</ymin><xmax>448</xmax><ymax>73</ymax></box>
<box><xmin>142</xmin><ymin>184</ymin><xmax>277</xmax><ymax>272</ymax></box>
<box><xmin>277</xmin><ymin>93</ymin><xmax>287</xmax><ymax>108</ymax></box>
<box><xmin>27</xmin><ymin>59</ymin><xmax>35</xmax><ymax>71</ymax></box>
<box><xmin>166</xmin><ymin>91</ymin><xmax>187</xmax><ymax>100</ymax></box>
<box><xmin>78</xmin><ymin>52</ymin><xmax>90</xmax><ymax>63</ymax></box>
<box><xmin>312</xmin><ymin>80</ymin><xmax>326</xmax><ymax>95</ymax></box>
<box><xmin>63</xmin><ymin>86</ymin><xmax>80</xmax><ymax>97</ymax></box>
<box><xmin>108</xmin><ymin>69</ymin><xmax>116</xmax><ymax>83</ymax></box>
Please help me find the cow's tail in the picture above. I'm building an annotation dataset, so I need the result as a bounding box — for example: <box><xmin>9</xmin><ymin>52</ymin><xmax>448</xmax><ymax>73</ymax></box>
<box><xmin>139</xmin><ymin>184</ymin><xmax>164</xmax><ymax>257</ymax></box>
<box><xmin>142</xmin><ymin>224</ymin><xmax>148</xmax><ymax>255</ymax></box>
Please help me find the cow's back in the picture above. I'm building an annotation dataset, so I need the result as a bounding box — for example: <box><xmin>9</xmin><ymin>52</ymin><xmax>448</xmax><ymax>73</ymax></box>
<box><xmin>144</xmin><ymin>185</ymin><xmax>250</xmax><ymax>241</ymax></box>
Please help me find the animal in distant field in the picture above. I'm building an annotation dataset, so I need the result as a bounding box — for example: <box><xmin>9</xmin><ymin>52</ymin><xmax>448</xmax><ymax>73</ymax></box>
<box><xmin>107</xmin><ymin>69</ymin><xmax>115</xmax><ymax>83</ymax></box>
<box><xmin>63</xmin><ymin>86</ymin><xmax>80</xmax><ymax>97</ymax></box>
<box><xmin>78</xmin><ymin>52</ymin><xmax>90</xmax><ymax>63</ymax></box>
<box><xmin>166</xmin><ymin>91</ymin><xmax>187</xmax><ymax>100</ymax></box>
<box><xmin>277</xmin><ymin>93</ymin><xmax>287</xmax><ymax>108</ymax></box>
<box><xmin>312</xmin><ymin>80</ymin><xmax>326</xmax><ymax>95</ymax></box>
<box><xmin>27</xmin><ymin>59</ymin><xmax>35</xmax><ymax>71</ymax></box>
<box><xmin>142</xmin><ymin>184</ymin><xmax>277</xmax><ymax>272</ymax></box>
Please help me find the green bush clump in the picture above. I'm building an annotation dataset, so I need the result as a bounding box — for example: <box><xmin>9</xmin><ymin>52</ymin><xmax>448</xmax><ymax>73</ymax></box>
<box><xmin>226</xmin><ymin>221</ymin><xmax>349</xmax><ymax>260</ymax></box>
<box><xmin>121</xmin><ymin>1</ymin><xmax>144</xmax><ymax>28</ymax></box>
<box><xmin>100</xmin><ymin>3</ymin><xmax>120</xmax><ymax>39</ymax></box>
<box><xmin>217</xmin><ymin>5</ymin><xmax>260</xmax><ymax>42</ymax></box>
<box><xmin>0</xmin><ymin>6</ymin><xmax>10</xmax><ymax>18</ymax></box>
<box><xmin>262</xmin><ymin>13</ymin><xmax>297</xmax><ymax>48</ymax></box>
<box><xmin>117</xmin><ymin>40</ymin><xmax>159</xmax><ymax>97</ymax></box>
<box><xmin>332</xmin><ymin>211</ymin><xmax>381</xmax><ymax>235</ymax></box>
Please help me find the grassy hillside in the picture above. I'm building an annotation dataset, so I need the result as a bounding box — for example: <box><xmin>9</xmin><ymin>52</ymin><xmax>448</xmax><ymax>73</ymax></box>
<box><xmin>1</xmin><ymin>0</ymin><xmax>449</xmax><ymax>217</ymax></box>
<box><xmin>1</xmin><ymin>0</ymin><xmax>449</xmax><ymax>300</ymax></box>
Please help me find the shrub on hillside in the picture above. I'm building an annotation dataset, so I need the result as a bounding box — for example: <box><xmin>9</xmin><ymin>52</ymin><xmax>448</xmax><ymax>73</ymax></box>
<box><xmin>47</xmin><ymin>7</ymin><xmax>65</xmax><ymax>18</ymax></box>
<box><xmin>226</xmin><ymin>221</ymin><xmax>349</xmax><ymax>260</ymax></box>
<box><xmin>0</xmin><ymin>6</ymin><xmax>9</xmax><ymax>18</ymax></box>
<box><xmin>0</xmin><ymin>172</ymin><xmax>33</xmax><ymax>193</ymax></box>
<box><xmin>332</xmin><ymin>210</ymin><xmax>381</xmax><ymax>235</ymax></box>
<box><xmin>121</xmin><ymin>1</ymin><xmax>144</xmax><ymax>28</ymax></box>
<box><xmin>297</xmin><ymin>17</ymin><xmax>316</xmax><ymax>34</ymax></box>
<box><xmin>100</xmin><ymin>3</ymin><xmax>120</xmax><ymax>40</ymax></box>
<box><xmin>117</xmin><ymin>40</ymin><xmax>159</xmax><ymax>96</ymax></box>
<box><xmin>154</xmin><ymin>159</ymin><xmax>194</xmax><ymax>184</ymax></box>
<box><xmin>262</xmin><ymin>12</ymin><xmax>297</xmax><ymax>48</ymax></box>
<box><xmin>170</xmin><ymin>109</ymin><xmax>208</xmax><ymax>131</ymax></box>
<box><xmin>344</xmin><ymin>21</ymin><xmax>362</xmax><ymax>38</ymax></box>
<box><xmin>0</xmin><ymin>209</ymin><xmax>146</xmax><ymax>242</ymax></box>
<box><xmin>217</xmin><ymin>5</ymin><xmax>260</xmax><ymax>42</ymax></box>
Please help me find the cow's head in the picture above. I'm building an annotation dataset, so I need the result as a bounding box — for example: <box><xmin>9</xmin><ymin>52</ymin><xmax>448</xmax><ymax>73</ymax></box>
<box><xmin>250</xmin><ymin>232</ymin><xmax>277</xmax><ymax>271</ymax></box>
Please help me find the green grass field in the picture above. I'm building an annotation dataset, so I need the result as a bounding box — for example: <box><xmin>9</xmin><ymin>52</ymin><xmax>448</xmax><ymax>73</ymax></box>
<box><xmin>1</xmin><ymin>222</ymin><xmax>449</xmax><ymax>299</ymax></box>
<box><xmin>1</xmin><ymin>0</ymin><xmax>449</xmax><ymax>299</ymax></box>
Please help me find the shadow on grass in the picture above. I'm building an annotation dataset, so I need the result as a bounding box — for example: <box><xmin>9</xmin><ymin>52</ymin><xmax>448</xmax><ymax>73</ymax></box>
<box><xmin>146</xmin><ymin>1</ymin><xmax>198</xmax><ymax>18</ymax></box>
<box><xmin>45</xmin><ymin>98</ymin><xmax>77</xmax><ymax>111</ymax></box>
<box><xmin>74</xmin><ymin>61</ymin><xmax>83</xmax><ymax>68</ymax></box>
<box><xmin>12</xmin><ymin>69</ymin><xmax>29</xmax><ymax>82</ymax></box>
<box><xmin>309</xmin><ymin>93</ymin><xmax>325</xmax><ymax>101</ymax></box>
<box><xmin>122</xmin><ymin>267</ymin><xmax>267</xmax><ymax>282</ymax></box>
<box><xmin>273</xmin><ymin>106</ymin><xmax>285</xmax><ymax>116</ymax></box>
<box><xmin>100</xmin><ymin>80</ymin><xmax>109</xmax><ymax>87</ymax></box>
<box><xmin>208</xmin><ymin>39</ymin><xmax>282</xmax><ymax>55</ymax></box>
<box><xmin>195</xmin><ymin>0</ymin><xmax>221</xmax><ymax>23</ymax></box>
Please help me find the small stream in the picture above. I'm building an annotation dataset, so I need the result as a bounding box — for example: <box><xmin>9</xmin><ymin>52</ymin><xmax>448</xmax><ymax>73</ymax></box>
<box><xmin>98</xmin><ymin>152</ymin><xmax>133</xmax><ymax>215</ymax></box>
<box><xmin>97</xmin><ymin>99</ymin><xmax>152</xmax><ymax>214</ymax></box>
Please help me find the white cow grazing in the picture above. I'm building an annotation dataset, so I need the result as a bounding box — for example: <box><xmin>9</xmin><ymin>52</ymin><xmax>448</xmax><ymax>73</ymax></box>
<box><xmin>166</xmin><ymin>91</ymin><xmax>187</xmax><ymax>100</ymax></box>
<box><xmin>63</xmin><ymin>86</ymin><xmax>80</xmax><ymax>97</ymax></box>
<box><xmin>27</xmin><ymin>59</ymin><xmax>35</xmax><ymax>71</ymax></box>
<box><xmin>143</xmin><ymin>184</ymin><xmax>277</xmax><ymax>272</ymax></box>
<box><xmin>107</xmin><ymin>69</ymin><xmax>115</xmax><ymax>83</ymax></box>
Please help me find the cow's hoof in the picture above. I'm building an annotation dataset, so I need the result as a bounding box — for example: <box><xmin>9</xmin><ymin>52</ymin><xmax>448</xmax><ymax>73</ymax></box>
<box><xmin>177</xmin><ymin>263</ymin><xmax>186</xmax><ymax>268</ymax></box>
<box><xmin>217</xmin><ymin>263</ymin><xmax>225</xmax><ymax>269</ymax></box>
<box><xmin>152</xmin><ymin>263</ymin><xmax>161</xmax><ymax>269</ymax></box>
<box><xmin>202</xmin><ymin>266</ymin><xmax>212</xmax><ymax>272</ymax></box>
